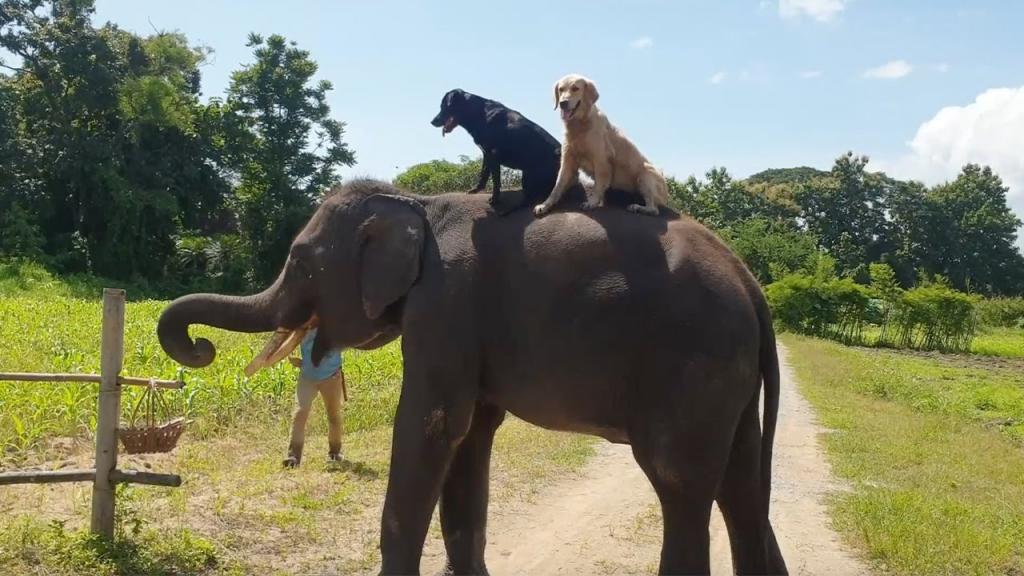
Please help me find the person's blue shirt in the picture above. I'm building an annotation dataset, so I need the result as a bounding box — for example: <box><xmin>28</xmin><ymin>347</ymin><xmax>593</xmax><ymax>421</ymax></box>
<box><xmin>299</xmin><ymin>328</ymin><xmax>342</xmax><ymax>380</ymax></box>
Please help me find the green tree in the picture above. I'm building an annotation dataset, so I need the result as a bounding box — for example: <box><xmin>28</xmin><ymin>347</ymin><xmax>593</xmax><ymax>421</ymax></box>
<box><xmin>222</xmin><ymin>33</ymin><xmax>355</xmax><ymax>284</ymax></box>
<box><xmin>796</xmin><ymin>152</ymin><xmax>892</xmax><ymax>279</ymax></box>
<box><xmin>0</xmin><ymin>1</ymin><xmax>232</xmax><ymax>279</ymax></box>
<box><xmin>668</xmin><ymin>167</ymin><xmax>779</xmax><ymax>229</ymax></box>
<box><xmin>720</xmin><ymin>217</ymin><xmax>819</xmax><ymax>284</ymax></box>
<box><xmin>922</xmin><ymin>165</ymin><xmax>1024</xmax><ymax>295</ymax></box>
<box><xmin>393</xmin><ymin>155</ymin><xmax>521</xmax><ymax>195</ymax></box>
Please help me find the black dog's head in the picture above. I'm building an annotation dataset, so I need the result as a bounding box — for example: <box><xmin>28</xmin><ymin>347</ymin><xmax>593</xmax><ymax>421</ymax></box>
<box><xmin>431</xmin><ymin>89</ymin><xmax>469</xmax><ymax>136</ymax></box>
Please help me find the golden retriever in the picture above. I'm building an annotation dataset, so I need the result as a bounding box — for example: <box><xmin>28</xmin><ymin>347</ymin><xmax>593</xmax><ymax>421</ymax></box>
<box><xmin>534</xmin><ymin>74</ymin><xmax>669</xmax><ymax>217</ymax></box>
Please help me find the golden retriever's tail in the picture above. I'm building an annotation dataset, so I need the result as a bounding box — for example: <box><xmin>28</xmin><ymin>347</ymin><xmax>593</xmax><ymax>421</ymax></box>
<box><xmin>641</xmin><ymin>163</ymin><xmax>670</xmax><ymax>207</ymax></box>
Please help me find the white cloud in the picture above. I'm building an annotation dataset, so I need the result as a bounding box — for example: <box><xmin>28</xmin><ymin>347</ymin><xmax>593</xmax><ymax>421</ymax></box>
<box><xmin>630</xmin><ymin>37</ymin><xmax>653</xmax><ymax>50</ymax></box>
<box><xmin>931</xmin><ymin>62</ymin><xmax>950</xmax><ymax>73</ymax></box>
<box><xmin>778</xmin><ymin>0</ymin><xmax>847</xmax><ymax>22</ymax></box>
<box><xmin>800</xmin><ymin>69</ymin><xmax>823</xmax><ymax>79</ymax></box>
<box><xmin>863</xmin><ymin>59</ymin><xmax>912</xmax><ymax>79</ymax></box>
<box><xmin>883</xmin><ymin>86</ymin><xmax>1024</xmax><ymax>240</ymax></box>
<box><xmin>708</xmin><ymin>71</ymin><xmax>727</xmax><ymax>85</ymax></box>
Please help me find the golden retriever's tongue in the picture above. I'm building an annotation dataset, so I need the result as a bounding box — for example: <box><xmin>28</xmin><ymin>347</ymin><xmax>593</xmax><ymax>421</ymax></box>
<box><xmin>560</xmin><ymin>107</ymin><xmax>571</xmax><ymax>122</ymax></box>
<box><xmin>243</xmin><ymin>327</ymin><xmax>309</xmax><ymax>377</ymax></box>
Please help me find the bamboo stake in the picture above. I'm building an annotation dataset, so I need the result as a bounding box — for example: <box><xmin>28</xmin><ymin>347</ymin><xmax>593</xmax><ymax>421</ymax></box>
<box><xmin>90</xmin><ymin>288</ymin><xmax>124</xmax><ymax>538</ymax></box>
<box><xmin>0</xmin><ymin>373</ymin><xmax>183</xmax><ymax>389</ymax></box>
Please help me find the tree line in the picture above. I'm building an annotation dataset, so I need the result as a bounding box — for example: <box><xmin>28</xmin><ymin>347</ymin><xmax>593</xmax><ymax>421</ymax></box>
<box><xmin>396</xmin><ymin>154</ymin><xmax>1024</xmax><ymax>297</ymax></box>
<box><xmin>0</xmin><ymin>0</ymin><xmax>352</xmax><ymax>292</ymax></box>
<box><xmin>3</xmin><ymin>1</ymin><xmax>1022</xmax><ymax>299</ymax></box>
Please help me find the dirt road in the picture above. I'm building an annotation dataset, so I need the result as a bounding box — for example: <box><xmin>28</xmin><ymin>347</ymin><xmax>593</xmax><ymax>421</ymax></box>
<box><xmin>421</xmin><ymin>344</ymin><xmax>870</xmax><ymax>575</ymax></box>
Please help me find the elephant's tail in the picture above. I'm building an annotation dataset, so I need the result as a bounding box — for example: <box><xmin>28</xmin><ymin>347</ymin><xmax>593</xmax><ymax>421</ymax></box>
<box><xmin>758</xmin><ymin>302</ymin><xmax>780</xmax><ymax>521</ymax></box>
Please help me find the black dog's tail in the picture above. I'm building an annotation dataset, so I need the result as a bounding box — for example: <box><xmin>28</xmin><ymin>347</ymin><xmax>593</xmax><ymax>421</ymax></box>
<box><xmin>758</xmin><ymin>298</ymin><xmax>781</xmax><ymax>521</ymax></box>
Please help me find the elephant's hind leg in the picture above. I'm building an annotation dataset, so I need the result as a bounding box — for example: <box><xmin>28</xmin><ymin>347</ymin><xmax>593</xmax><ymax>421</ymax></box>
<box><xmin>715</xmin><ymin>399</ymin><xmax>789</xmax><ymax>575</ymax></box>
<box><xmin>632</xmin><ymin>417</ymin><xmax>733</xmax><ymax>576</ymax></box>
<box><xmin>440</xmin><ymin>402</ymin><xmax>506</xmax><ymax>575</ymax></box>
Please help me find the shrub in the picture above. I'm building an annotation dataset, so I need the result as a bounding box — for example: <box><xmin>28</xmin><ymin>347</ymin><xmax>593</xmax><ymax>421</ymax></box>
<box><xmin>768</xmin><ymin>265</ymin><xmax>979</xmax><ymax>352</ymax></box>
<box><xmin>764</xmin><ymin>272</ymin><xmax>872</xmax><ymax>344</ymax></box>
<box><xmin>880</xmin><ymin>283</ymin><xmax>979</xmax><ymax>352</ymax></box>
<box><xmin>976</xmin><ymin>297</ymin><xmax>1024</xmax><ymax>329</ymax></box>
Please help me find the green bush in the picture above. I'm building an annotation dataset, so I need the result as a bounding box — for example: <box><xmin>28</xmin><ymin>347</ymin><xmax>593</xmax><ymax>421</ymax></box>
<box><xmin>880</xmin><ymin>283</ymin><xmax>979</xmax><ymax>352</ymax></box>
<box><xmin>764</xmin><ymin>272</ymin><xmax>872</xmax><ymax>344</ymax></box>
<box><xmin>768</xmin><ymin>265</ymin><xmax>979</xmax><ymax>353</ymax></box>
<box><xmin>976</xmin><ymin>297</ymin><xmax>1024</xmax><ymax>329</ymax></box>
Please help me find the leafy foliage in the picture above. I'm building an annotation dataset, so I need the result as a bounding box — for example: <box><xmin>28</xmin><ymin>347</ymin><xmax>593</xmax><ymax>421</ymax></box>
<box><xmin>768</xmin><ymin>262</ymin><xmax>980</xmax><ymax>353</ymax></box>
<box><xmin>222</xmin><ymin>33</ymin><xmax>355</xmax><ymax>285</ymax></box>
<box><xmin>975</xmin><ymin>297</ymin><xmax>1024</xmax><ymax>329</ymax></box>
<box><xmin>393</xmin><ymin>155</ymin><xmax>521</xmax><ymax>195</ymax></box>
<box><xmin>0</xmin><ymin>2</ymin><xmax>353</xmax><ymax>292</ymax></box>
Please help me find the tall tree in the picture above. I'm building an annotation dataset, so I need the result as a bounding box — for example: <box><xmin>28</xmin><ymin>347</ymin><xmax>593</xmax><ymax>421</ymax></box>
<box><xmin>923</xmin><ymin>165</ymin><xmax>1024</xmax><ymax>294</ymax></box>
<box><xmin>0</xmin><ymin>0</ymin><xmax>231</xmax><ymax>278</ymax></box>
<box><xmin>223</xmin><ymin>33</ymin><xmax>355</xmax><ymax>284</ymax></box>
<box><xmin>796</xmin><ymin>153</ymin><xmax>892</xmax><ymax>279</ymax></box>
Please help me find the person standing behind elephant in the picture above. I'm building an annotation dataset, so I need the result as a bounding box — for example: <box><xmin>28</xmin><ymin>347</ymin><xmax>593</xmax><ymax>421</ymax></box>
<box><xmin>283</xmin><ymin>326</ymin><xmax>347</xmax><ymax>468</ymax></box>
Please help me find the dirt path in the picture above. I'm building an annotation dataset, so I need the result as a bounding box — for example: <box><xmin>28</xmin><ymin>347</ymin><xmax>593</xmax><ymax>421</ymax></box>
<box><xmin>422</xmin><ymin>344</ymin><xmax>870</xmax><ymax>575</ymax></box>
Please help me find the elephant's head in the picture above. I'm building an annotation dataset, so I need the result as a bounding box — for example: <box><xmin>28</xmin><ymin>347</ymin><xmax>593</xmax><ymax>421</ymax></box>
<box><xmin>157</xmin><ymin>179</ymin><xmax>426</xmax><ymax>373</ymax></box>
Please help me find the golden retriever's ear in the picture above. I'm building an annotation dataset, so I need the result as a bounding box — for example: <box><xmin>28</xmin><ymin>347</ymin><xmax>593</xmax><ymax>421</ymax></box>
<box><xmin>584</xmin><ymin>79</ymin><xmax>600</xmax><ymax>105</ymax></box>
<box><xmin>553</xmin><ymin>81</ymin><xmax>560</xmax><ymax>110</ymax></box>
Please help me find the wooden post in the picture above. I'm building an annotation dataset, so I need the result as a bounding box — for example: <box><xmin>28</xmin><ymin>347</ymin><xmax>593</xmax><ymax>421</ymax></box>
<box><xmin>90</xmin><ymin>288</ymin><xmax>125</xmax><ymax>538</ymax></box>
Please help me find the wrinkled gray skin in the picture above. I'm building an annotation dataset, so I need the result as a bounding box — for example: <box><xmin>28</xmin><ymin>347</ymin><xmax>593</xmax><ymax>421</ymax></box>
<box><xmin>158</xmin><ymin>180</ymin><xmax>787</xmax><ymax>576</ymax></box>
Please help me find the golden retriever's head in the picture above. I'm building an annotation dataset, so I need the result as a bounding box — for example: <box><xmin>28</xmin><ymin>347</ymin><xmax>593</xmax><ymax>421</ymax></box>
<box><xmin>553</xmin><ymin>74</ymin><xmax>599</xmax><ymax>123</ymax></box>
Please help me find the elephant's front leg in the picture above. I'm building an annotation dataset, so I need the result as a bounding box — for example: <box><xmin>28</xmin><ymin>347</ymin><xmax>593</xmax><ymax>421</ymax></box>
<box><xmin>441</xmin><ymin>402</ymin><xmax>506</xmax><ymax>575</ymax></box>
<box><xmin>379</xmin><ymin>378</ymin><xmax>477</xmax><ymax>575</ymax></box>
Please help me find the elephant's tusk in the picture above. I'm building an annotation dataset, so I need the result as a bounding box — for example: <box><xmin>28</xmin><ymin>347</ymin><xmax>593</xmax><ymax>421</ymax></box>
<box><xmin>263</xmin><ymin>327</ymin><xmax>308</xmax><ymax>368</ymax></box>
<box><xmin>243</xmin><ymin>327</ymin><xmax>308</xmax><ymax>377</ymax></box>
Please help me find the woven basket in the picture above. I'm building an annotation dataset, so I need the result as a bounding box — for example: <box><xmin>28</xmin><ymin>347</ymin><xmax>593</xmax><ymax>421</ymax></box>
<box><xmin>118</xmin><ymin>381</ymin><xmax>188</xmax><ymax>454</ymax></box>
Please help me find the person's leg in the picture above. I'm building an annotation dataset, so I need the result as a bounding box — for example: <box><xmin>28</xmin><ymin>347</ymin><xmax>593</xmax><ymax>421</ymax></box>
<box><xmin>319</xmin><ymin>371</ymin><xmax>345</xmax><ymax>461</ymax></box>
<box><xmin>284</xmin><ymin>375</ymin><xmax>319</xmax><ymax>467</ymax></box>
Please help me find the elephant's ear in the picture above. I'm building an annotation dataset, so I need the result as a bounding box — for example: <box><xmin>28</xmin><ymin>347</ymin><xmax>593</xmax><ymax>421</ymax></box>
<box><xmin>356</xmin><ymin>194</ymin><xmax>426</xmax><ymax>320</ymax></box>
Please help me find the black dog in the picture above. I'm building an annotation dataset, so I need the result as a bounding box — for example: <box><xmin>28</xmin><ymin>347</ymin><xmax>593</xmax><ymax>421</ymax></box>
<box><xmin>431</xmin><ymin>89</ymin><xmax>561</xmax><ymax>213</ymax></box>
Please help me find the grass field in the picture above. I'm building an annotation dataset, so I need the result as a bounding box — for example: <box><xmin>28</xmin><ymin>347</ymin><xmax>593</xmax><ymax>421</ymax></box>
<box><xmin>971</xmin><ymin>326</ymin><xmax>1024</xmax><ymax>358</ymax></box>
<box><xmin>783</xmin><ymin>334</ymin><xmax>1024</xmax><ymax>575</ymax></box>
<box><xmin>0</xmin><ymin>281</ymin><xmax>596</xmax><ymax>574</ymax></box>
<box><xmin>0</xmin><ymin>295</ymin><xmax>404</xmax><ymax>459</ymax></box>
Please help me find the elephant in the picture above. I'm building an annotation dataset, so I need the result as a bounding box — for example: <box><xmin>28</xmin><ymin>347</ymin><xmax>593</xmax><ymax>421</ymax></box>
<box><xmin>157</xmin><ymin>180</ymin><xmax>788</xmax><ymax>576</ymax></box>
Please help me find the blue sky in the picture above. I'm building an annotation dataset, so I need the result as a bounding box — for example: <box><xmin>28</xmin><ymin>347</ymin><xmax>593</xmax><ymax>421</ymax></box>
<box><xmin>90</xmin><ymin>0</ymin><xmax>1024</xmax><ymax>221</ymax></box>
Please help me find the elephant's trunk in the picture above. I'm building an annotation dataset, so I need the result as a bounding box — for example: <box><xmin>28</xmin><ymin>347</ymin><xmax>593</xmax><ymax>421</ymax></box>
<box><xmin>157</xmin><ymin>286</ymin><xmax>280</xmax><ymax>368</ymax></box>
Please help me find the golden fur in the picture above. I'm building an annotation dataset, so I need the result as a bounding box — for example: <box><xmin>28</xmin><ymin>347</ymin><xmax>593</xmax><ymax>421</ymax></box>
<box><xmin>534</xmin><ymin>74</ymin><xmax>669</xmax><ymax>217</ymax></box>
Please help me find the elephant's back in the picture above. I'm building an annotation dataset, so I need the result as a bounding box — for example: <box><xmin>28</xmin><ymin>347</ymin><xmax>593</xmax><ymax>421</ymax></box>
<box><xmin>459</xmin><ymin>198</ymin><xmax>762</xmax><ymax>350</ymax></box>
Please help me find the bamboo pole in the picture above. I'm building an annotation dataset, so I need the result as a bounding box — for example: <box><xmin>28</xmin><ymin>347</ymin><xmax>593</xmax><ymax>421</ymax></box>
<box><xmin>0</xmin><ymin>469</ymin><xmax>182</xmax><ymax>487</ymax></box>
<box><xmin>0</xmin><ymin>469</ymin><xmax>96</xmax><ymax>485</ymax></box>
<box><xmin>90</xmin><ymin>288</ymin><xmax>124</xmax><ymax>539</ymax></box>
<box><xmin>110</xmin><ymin>469</ymin><xmax>182</xmax><ymax>487</ymax></box>
<box><xmin>0</xmin><ymin>373</ymin><xmax>183</xmax><ymax>389</ymax></box>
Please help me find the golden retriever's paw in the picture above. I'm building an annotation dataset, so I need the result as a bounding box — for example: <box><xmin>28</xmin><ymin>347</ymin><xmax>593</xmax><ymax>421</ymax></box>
<box><xmin>628</xmin><ymin>203</ymin><xmax>659</xmax><ymax>216</ymax></box>
<box><xmin>282</xmin><ymin>456</ymin><xmax>300</xmax><ymax>469</ymax></box>
<box><xmin>580</xmin><ymin>201</ymin><xmax>604</xmax><ymax>211</ymax></box>
<box><xmin>533</xmin><ymin>203</ymin><xmax>551</xmax><ymax>217</ymax></box>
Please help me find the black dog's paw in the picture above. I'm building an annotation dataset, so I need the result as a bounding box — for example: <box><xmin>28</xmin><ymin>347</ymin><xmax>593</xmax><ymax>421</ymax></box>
<box><xmin>488</xmin><ymin>195</ymin><xmax>501</xmax><ymax>206</ymax></box>
<box><xmin>627</xmin><ymin>203</ymin><xmax>660</xmax><ymax>216</ymax></box>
